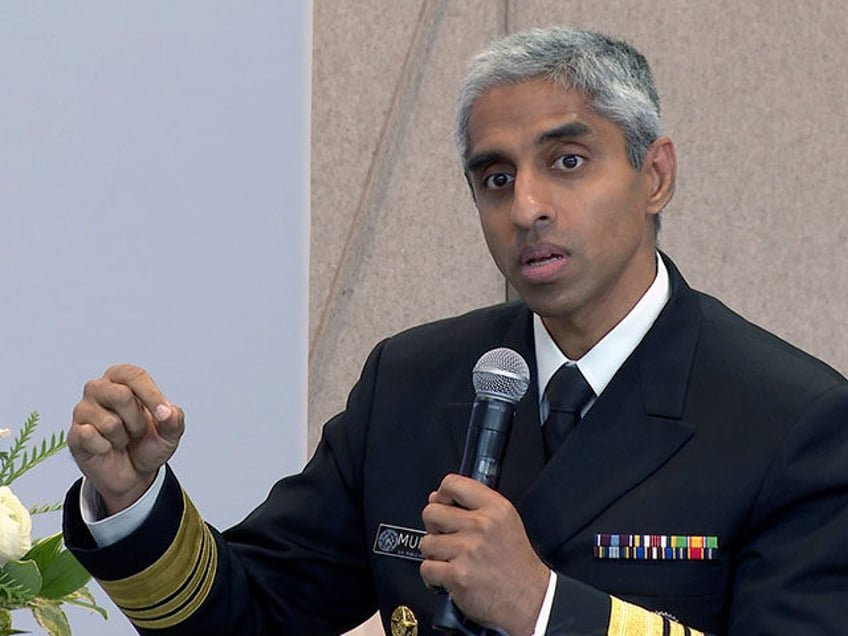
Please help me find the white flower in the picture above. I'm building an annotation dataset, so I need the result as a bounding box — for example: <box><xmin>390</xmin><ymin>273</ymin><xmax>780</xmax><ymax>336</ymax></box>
<box><xmin>0</xmin><ymin>486</ymin><xmax>32</xmax><ymax>566</ymax></box>
<box><xmin>0</xmin><ymin>428</ymin><xmax>10</xmax><ymax>439</ymax></box>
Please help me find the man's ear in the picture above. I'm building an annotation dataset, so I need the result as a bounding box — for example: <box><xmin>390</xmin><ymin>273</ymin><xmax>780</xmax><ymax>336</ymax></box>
<box><xmin>643</xmin><ymin>136</ymin><xmax>677</xmax><ymax>215</ymax></box>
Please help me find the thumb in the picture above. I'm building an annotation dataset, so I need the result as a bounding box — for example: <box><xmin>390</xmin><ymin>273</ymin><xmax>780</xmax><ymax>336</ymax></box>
<box><xmin>153</xmin><ymin>403</ymin><xmax>185</xmax><ymax>446</ymax></box>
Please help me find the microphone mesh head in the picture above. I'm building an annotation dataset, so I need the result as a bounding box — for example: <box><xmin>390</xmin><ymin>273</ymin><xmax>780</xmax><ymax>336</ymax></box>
<box><xmin>472</xmin><ymin>347</ymin><xmax>531</xmax><ymax>404</ymax></box>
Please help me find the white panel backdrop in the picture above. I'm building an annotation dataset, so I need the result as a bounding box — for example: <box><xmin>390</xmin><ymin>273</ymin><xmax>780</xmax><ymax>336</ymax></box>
<box><xmin>0</xmin><ymin>2</ymin><xmax>310</xmax><ymax>634</ymax></box>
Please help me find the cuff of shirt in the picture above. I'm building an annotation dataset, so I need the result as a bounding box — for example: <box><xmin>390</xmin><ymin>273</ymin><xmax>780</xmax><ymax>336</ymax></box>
<box><xmin>79</xmin><ymin>467</ymin><xmax>165</xmax><ymax>547</ymax></box>
<box><xmin>532</xmin><ymin>569</ymin><xmax>557</xmax><ymax>635</ymax></box>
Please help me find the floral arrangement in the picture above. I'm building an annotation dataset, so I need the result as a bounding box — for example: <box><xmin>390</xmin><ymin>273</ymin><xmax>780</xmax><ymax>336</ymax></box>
<box><xmin>0</xmin><ymin>412</ymin><xmax>106</xmax><ymax>636</ymax></box>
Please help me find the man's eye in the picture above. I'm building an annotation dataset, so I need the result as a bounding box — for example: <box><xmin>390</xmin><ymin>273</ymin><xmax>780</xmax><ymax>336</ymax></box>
<box><xmin>482</xmin><ymin>172</ymin><xmax>515</xmax><ymax>190</ymax></box>
<box><xmin>553</xmin><ymin>154</ymin><xmax>585</xmax><ymax>170</ymax></box>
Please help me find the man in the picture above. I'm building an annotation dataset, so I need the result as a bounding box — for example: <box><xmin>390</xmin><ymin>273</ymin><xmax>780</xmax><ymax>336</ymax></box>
<box><xmin>64</xmin><ymin>26</ymin><xmax>848</xmax><ymax>635</ymax></box>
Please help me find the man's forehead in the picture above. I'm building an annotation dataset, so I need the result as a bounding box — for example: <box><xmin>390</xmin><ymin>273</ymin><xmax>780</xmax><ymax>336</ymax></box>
<box><xmin>465</xmin><ymin>80</ymin><xmax>601</xmax><ymax>154</ymax></box>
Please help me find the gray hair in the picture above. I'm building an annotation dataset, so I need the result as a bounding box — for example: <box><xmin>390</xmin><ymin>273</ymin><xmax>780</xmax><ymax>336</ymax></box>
<box><xmin>455</xmin><ymin>27</ymin><xmax>663</xmax><ymax>169</ymax></box>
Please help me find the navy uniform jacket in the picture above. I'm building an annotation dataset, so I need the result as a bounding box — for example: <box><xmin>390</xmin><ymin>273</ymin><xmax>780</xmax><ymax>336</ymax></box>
<box><xmin>64</xmin><ymin>257</ymin><xmax>848</xmax><ymax>635</ymax></box>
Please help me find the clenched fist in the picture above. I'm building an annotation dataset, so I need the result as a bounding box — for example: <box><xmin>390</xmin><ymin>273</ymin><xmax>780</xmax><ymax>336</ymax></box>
<box><xmin>69</xmin><ymin>364</ymin><xmax>184</xmax><ymax>515</ymax></box>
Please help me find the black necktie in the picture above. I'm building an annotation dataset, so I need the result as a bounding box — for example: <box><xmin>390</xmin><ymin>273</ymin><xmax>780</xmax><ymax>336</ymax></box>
<box><xmin>542</xmin><ymin>364</ymin><xmax>594</xmax><ymax>460</ymax></box>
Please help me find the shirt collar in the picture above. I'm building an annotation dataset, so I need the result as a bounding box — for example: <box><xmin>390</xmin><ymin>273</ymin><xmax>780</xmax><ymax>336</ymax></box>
<box><xmin>534</xmin><ymin>253</ymin><xmax>670</xmax><ymax>401</ymax></box>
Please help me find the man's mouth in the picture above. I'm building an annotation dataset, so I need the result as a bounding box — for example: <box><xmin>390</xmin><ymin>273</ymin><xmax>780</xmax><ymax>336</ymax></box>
<box><xmin>526</xmin><ymin>253</ymin><xmax>565</xmax><ymax>267</ymax></box>
<box><xmin>521</xmin><ymin>243</ymin><xmax>568</xmax><ymax>266</ymax></box>
<box><xmin>519</xmin><ymin>244</ymin><xmax>569</xmax><ymax>282</ymax></box>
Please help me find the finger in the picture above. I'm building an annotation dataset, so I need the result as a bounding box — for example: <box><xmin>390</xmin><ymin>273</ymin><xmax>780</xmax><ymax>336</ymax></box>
<box><xmin>419</xmin><ymin>558</ymin><xmax>453</xmax><ymax>591</ymax></box>
<box><xmin>72</xmin><ymin>398</ymin><xmax>132</xmax><ymax>450</ymax></box>
<box><xmin>155</xmin><ymin>403</ymin><xmax>185</xmax><ymax>447</ymax></box>
<box><xmin>82</xmin><ymin>377</ymin><xmax>151</xmax><ymax>439</ymax></box>
<box><xmin>68</xmin><ymin>421</ymin><xmax>115</xmax><ymax>464</ymax></box>
<box><xmin>419</xmin><ymin>531</ymin><xmax>463</xmax><ymax>562</ymax></box>
<box><xmin>102</xmin><ymin>365</ymin><xmax>184</xmax><ymax>446</ymax></box>
<box><xmin>104</xmin><ymin>364</ymin><xmax>173</xmax><ymax>422</ymax></box>
<box><xmin>422</xmin><ymin>500</ymin><xmax>474</xmax><ymax>534</ymax></box>
<box><xmin>435</xmin><ymin>474</ymin><xmax>495</xmax><ymax>510</ymax></box>
<box><xmin>428</xmin><ymin>488</ymin><xmax>456</xmax><ymax>506</ymax></box>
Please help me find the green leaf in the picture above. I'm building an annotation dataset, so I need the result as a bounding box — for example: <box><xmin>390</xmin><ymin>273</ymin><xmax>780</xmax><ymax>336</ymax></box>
<box><xmin>0</xmin><ymin>413</ymin><xmax>39</xmax><ymax>487</ymax></box>
<box><xmin>28</xmin><ymin>502</ymin><xmax>63</xmax><ymax>516</ymax></box>
<box><xmin>61</xmin><ymin>587</ymin><xmax>108</xmax><ymax>621</ymax></box>
<box><xmin>22</xmin><ymin>534</ymin><xmax>63</xmax><ymax>572</ymax></box>
<box><xmin>23</xmin><ymin>534</ymin><xmax>93</xmax><ymax>599</ymax></box>
<box><xmin>31</xmin><ymin>602</ymin><xmax>70</xmax><ymax>636</ymax></box>
<box><xmin>0</xmin><ymin>568</ymin><xmax>34</xmax><ymax>606</ymax></box>
<box><xmin>37</xmin><ymin>551</ymin><xmax>90</xmax><ymax>601</ymax></box>
<box><xmin>1</xmin><ymin>427</ymin><xmax>67</xmax><ymax>487</ymax></box>
<box><xmin>1</xmin><ymin>561</ymin><xmax>41</xmax><ymax>601</ymax></box>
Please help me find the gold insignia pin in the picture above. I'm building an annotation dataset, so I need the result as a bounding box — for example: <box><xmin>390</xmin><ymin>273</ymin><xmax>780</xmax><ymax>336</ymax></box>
<box><xmin>391</xmin><ymin>605</ymin><xmax>417</xmax><ymax>636</ymax></box>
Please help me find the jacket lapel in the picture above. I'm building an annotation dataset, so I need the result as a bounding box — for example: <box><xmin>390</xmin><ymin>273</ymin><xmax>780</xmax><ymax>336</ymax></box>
<box><xmin>519</xmin><ymin>257</ymin><xmax>702</xmax><ymax>555</ymax></box>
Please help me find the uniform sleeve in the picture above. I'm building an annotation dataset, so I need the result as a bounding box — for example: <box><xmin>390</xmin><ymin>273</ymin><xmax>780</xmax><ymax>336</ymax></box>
<box><xmin>546</xmin><ymin>575</ymin><xmax>711</xmax><ymax>636</ymax></box>
<box><xmin>63</xmin><ymin>342</ymin><xmax>390</xmax><ymax>635</ymax></box>
<box><xmin>64</xmin><ymin>467</ymin><xmax>222</xmax><ymax>633</ymax></box>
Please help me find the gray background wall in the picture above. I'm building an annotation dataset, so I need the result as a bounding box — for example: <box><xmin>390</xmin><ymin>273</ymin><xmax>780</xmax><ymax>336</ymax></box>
<box><xmin>1</xmin><ymin>3</ymin><xmax>310</xmax><ymax>634</ymax></box>
<box><xmin>311</xmin><ymin>2</ymin><xmax>848</xmax><ymax>634</ymax></box>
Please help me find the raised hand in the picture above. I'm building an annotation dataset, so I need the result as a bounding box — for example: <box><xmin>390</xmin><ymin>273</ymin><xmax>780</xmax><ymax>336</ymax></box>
<box><xmin>69</xmin><ymin>364</ymin><xmax>184</xmax><ymax>515</ymax></box>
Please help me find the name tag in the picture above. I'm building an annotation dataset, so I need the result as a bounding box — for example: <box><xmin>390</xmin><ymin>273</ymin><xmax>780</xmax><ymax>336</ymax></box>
<box><xmin>373</xmin><ymin>523</ymin><xmax>426</xmax><ymax>562</ymax></box>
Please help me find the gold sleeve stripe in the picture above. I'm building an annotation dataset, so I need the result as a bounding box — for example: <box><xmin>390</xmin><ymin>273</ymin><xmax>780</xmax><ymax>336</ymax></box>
<box><xmin>608</xmin><ymin>596</ymin><xmax>665</xmax><ymax>636</ymax></box>
<box><xmin>96</xmin><ymin>490</ymin><xmax>218</xmax><ymax>630</ymax></box>
<box><xmin>123</xmin><ymin>522</ymin><xmax>218</xmax><ymax>629</ymax></box>
<box><xmin>607</xmin><ymin>597</ymin><xmax>705</xmax><ymax>636</ymax></box>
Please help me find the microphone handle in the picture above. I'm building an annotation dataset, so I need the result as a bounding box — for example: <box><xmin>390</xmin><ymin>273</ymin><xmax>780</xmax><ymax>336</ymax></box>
<box><xmin>433</xmin><ymin>396</ymin><xmax>516</xmax><ymax>635</ymax></box>
<box><xmin>459</xmin><ymin>397</ymin><xmax>515</xmax><ymax>487</ymax></box>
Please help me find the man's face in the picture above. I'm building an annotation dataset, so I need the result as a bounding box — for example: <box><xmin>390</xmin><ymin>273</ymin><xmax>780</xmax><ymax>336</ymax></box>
<box><xmin>465</xmin><ymin>78</ymin><xmax>672</xmax><ymax>353</ymax></box>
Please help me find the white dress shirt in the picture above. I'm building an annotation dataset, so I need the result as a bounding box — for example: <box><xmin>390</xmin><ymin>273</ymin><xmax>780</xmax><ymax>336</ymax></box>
<box><xmin>531</xmin><ymin>254</ymin><xmax>670</xmax><ymax>634</ymax></box>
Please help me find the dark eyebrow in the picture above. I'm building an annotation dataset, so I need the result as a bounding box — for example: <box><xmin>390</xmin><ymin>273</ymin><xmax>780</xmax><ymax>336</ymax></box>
<box><xmin>536</xmin><ymin>121</ymin><xmax>592</xmax><ymax>145</ymax></box>
<box><xmin>464</xmin><ymin>150</ymin><xmax>503</xmax><ymax>175</ymax></box>
<box><xmin>464</xmin><ymin>121</ymin><xmax>593</xmax><ymax>174</ymax></box>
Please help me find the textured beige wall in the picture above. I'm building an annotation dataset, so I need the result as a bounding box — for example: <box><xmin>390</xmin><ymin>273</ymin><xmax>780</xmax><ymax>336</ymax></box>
<box><xmin>312</xmin><ymin>2</ymin><xmax>848</xmax><ymax>634</ymax></box>
<box><xmin>309</xmin><ymin>1</ymin><xmax>509</xmax><ymax>453</ymax></box>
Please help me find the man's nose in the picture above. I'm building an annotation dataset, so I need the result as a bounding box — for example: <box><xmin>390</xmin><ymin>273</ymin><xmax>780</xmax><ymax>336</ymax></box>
<box><xmin>510</xmin><ymin>169</ymin><xmax>554</xmax><ymax>230</ymax></box>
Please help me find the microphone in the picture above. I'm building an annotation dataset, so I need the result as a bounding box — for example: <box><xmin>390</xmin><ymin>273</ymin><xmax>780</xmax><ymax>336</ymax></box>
<box><xmin>432</xmin><ymin>347</ymin><xmax>531</xmax><ymax>635</ymax></box>
<box><xmin>459</xmin><ymin>347</ymin><xmax>531</xmax><ymax>488</ymax></box>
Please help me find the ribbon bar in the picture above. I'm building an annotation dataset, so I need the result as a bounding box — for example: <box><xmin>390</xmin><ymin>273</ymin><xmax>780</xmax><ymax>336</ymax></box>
<box><xmin>594</xmin><ymin>533</ymin><xmax>718</xmax><ymax>560</ymax></box>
